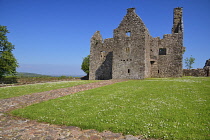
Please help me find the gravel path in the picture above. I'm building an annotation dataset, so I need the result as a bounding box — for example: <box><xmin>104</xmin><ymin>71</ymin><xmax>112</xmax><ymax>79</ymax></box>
<box><xmin>0</xmin><ymin>80</ymin><xmax>157</xmax><ymax>140</ymax></box>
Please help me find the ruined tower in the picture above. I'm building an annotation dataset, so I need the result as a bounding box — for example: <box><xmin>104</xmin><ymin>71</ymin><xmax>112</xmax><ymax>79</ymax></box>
<box><xmin>172</xmin><ymin>7</ymin><xmax>184</xmax><ymax>34</ymax></box>
<box><xmin>89</xmin><ymin>7</ymin><xmax>185</xmax><ymax>80</ymax></box>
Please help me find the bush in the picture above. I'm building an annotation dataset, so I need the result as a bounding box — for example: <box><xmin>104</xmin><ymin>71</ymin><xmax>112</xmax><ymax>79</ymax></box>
<box><xmin>0</xmin><ymin>76</ymin><xmax>18</xmax><ymax>84</ymax></box>
<box><xmin>81</xmin><ymin>55</ymin><xmax>90</xmax><ymax>75</ymax></box>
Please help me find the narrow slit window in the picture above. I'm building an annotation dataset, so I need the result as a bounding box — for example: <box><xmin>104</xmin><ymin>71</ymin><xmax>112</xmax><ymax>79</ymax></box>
<box><xmin>126</xmin><ymin>47</ymin><xmax>130</xmax><ymax>53</ymax></box>
<box><xmin>128</xmin><ymin>69</ymin><xmax>130</xmax><ymax>74</ymax></box>
<box><xmin>159</xmin><ymin>48</ymin><xmax>166</xmax><ymax>55</ymax></box>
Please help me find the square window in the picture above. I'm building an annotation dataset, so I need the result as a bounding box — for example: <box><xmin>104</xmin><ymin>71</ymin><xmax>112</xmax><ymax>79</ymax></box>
<box><xmin>126</xmin><ymin>31</ymin><xmax>131</xmax><ymax>37</ymax></box>
<box><xmin>159</xmin><ymin>48</ymin><xmax>166</xmax><ymax>55</ymax></box>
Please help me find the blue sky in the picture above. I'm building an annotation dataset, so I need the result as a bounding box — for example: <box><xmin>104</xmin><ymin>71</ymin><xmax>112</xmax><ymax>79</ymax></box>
<box><xmin>1</xmin><ymin>0</ymin><xmax>210</xmax><ymax>76</ymax></box>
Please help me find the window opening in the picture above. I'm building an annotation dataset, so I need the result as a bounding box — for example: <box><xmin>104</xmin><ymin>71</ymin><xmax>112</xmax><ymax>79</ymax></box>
<box><xmin>159</xmin><ymin>48</ymin><xmax>166</xmax><ymax>55</ymax></box>
<box><xmin>128</xmin><ymin>69</ymin><xmax>130</xmax><ymax>74</ymax></box>
<box><xmin>126</xmin><ymin>47</ymin><xmax>130</xmax><ymax>53</ymax></box>
<box><xmin>100</xmin><ymin>51</ymin><xmax>106</xmax><ymax>60</ymax></box>
<box><xmin>126</xmin><ymin>31</ymin><xmax>131</xmax><ymax>37</ymax></box>
<box><xmin>150</xmin><ymin>61</ymin><xmax>155</xmax><ymax>64</ymax></box>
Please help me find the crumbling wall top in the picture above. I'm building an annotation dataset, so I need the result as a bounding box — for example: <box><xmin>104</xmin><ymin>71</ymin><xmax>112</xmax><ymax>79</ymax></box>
<box><xmin>91</xmin><ymin>31</ymin><xmax>103</xmax><ymax>41</ymax></box>
<box><xmin>204</xmin><ymin>59</ymin><xmax>210</xmax><ymax>68</ymax></box>
<box><xmin>127</xmin><ymin>8</ymin><xmax>135</xmax><ymax>13</ymax></box>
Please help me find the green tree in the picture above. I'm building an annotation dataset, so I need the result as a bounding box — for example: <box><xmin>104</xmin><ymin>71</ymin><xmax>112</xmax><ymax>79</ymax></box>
<box><xmin>0</xmin><ymin>25</ymin><xmax>18</xmax><ymax>78</ymax></box>
<box><xmin>185</xmin><ymin>55</ymin><xmax>195</xmax><ymax>69</ymax></box>
<box><xmin>81</xmin><ymin>55</ymin><xmax>90</xmax><ymax>75</ymax></box>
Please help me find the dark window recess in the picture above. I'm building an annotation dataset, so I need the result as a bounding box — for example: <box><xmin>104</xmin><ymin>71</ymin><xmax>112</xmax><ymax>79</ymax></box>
<box><xmin>100</xmin><ymin>51</ymin><xmax>106</xmax><ymax>59</ymax></box>
<box><xmin>159</xmin><ymin>48</ymin><xmax>166</xmax><ymax>55</ymax></box>
<box><xmin>150</xmin><ymin>61</ymin><xmax>155</xmax><ymax>64</ymax></box>
<box><xmin>128</xmin><ymin>69</ymin><xmax>130</xmax><ymax>74</ymax></box>
<box><xmin>207</xmin><ymin>69</ymin><xmax>209</xmax><ymax>76</ymax></box>
<box><xmin>126</xmin><ymin>31</ymin><xmax>131</xmax><ymax>37</ymax></box>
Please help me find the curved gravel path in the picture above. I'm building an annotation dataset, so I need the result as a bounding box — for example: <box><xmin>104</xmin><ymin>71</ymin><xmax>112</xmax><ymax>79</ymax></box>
<box><xmin>0</xmin><ymin>80</ymin><xmax>157</xmax><ymax>140</ymax></box>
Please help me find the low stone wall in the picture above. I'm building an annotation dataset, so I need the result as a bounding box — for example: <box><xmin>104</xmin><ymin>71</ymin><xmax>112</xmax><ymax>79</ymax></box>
<box><xmin>183</xmin><ymin>59</ymin><xmax>210</xmax><ymax>77</ymax></box>
<box><xmin>183</xmin><ymin>69</ymin><xmax>207</xmax><ymax>77</ymax></box>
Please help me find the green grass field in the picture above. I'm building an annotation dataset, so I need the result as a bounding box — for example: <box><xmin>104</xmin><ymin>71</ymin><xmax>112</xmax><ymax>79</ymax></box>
<box><xmin>0</xmin><ymin>80</ymin><xmax>96</xmax><ymax>99</ymax></box>
<box><xmin>11</xmin><ymin>77</ymin><xmax>210</xmax><ymax>139</ymax></box>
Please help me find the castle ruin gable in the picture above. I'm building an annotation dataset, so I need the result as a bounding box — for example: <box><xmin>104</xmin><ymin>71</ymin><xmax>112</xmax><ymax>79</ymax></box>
<box><xmin>90</xmin><ymin>7</ymin><xmax>185</xmax><ymax>80</ymax></box>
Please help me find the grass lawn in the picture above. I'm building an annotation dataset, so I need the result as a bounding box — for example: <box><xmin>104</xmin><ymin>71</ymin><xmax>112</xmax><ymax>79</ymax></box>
<box><xmin>11</xmin><ymin>77</ymin><xmax>210</xmax><ymax>139</ymax></box>
<box><xmin>0</xmin><ymin>80</ymin><xmax>96</xmax><ymax>99</ymax></box>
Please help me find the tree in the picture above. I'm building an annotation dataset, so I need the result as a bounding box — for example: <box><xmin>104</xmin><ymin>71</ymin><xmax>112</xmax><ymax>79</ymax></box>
<box><xmin>0</xmin><ymin>25</ymin><xmax>18</xmax><ymax>78</ymax></box>
<box><xmin>185</xmin><ymin>55</ymin><xmax>195</xmax><ymax>69</ymax></box>
<box><xmin>81</xmin><ymin>55</ymin><xmax>90</xmax><ymax>75</ymax></box>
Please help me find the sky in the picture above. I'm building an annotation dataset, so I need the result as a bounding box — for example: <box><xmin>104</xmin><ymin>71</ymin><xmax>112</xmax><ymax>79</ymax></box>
<box><xmin>1</xmin><ymin>0</ymin><xmax>210</xmax><ymax>76</ymax></box>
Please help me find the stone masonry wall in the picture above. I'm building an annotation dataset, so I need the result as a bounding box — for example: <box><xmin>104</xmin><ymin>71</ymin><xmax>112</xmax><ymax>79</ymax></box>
<box><xmin>112</xmin><ymin>8</ymin><xmax>148</xmax><ymax>79</ymax></box>
<box><xmin>89</xmin><ymin>7</ymin><xmax>184</xmax><ymax>80</ymax></box>
<box><xmin>156</xmin><ymin>34</ymin><xmax>183</xmax><ymax>78</ymax></box>
<box><xmin>204</xmin><ymin>59</ymin><xmax>210</xmax><ymax>76</ymax></box>
<box><xmin>183</xmin><ymin>69</ymin><xmax>207</xmax><ymax>77</ymax></box>
<box><xmin>89</xmin><ymin>31</ymin><xmax>114</xmax><ymax>80</ymax></box>
<box><xmin>183</xmin><ymin>59</ymin><xmax>210</xmax><ymax>77</ymax></box>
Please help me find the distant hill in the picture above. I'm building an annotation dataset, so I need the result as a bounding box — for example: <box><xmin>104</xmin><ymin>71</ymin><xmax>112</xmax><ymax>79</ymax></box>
<box><xmin>17</xmin><ymin>72</ymin><xmax>50</xmax><ymax>77</ymax></box>
<box><xmin>16</xmin><ymin>72</ymin><xmax>84</xmax><ymax>78</ymax></box>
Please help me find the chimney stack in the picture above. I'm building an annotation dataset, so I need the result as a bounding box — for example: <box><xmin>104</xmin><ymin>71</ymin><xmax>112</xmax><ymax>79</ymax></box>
<box><xmin>127</xmin><ymin>8</ymin><xmax>135</xmax><ymax>13</ymax></box>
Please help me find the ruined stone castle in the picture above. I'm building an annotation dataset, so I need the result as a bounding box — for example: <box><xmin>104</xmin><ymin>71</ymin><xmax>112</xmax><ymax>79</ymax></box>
<box><xmin>89</xmin><ymin>7</ymin><xmax>185</xmax><ymax>80</ymax></box>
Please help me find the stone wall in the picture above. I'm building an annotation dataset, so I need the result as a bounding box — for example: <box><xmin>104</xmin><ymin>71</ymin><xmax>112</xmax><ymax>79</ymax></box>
<box><xmin>89</xmin><ymin>7</ymin><xmax>184</xmax><ymax>80</ymax></box>
<box><xmin>89</xmin><ymin>31</ymin><xmax>114</xmax><ymax>80</ymax></box>
<box><xmin>204</xmin><ymin>59</ymin><xmax>210</xmax><ymax>77</ymax></box>
<box><xmin>183</xmin><ymin>59</ymin><xmax>210</xmax><ymax>77</ymax></box>
<box><xmin>156</xmin><ymin>34</ymin><xmax>183</xmax><ymax>78</ymax></box>
<box><xmin>183</xmin><ymin>69</ymin><xmax>207</xmax><ymax>77</ymax></box>
<box><xmin>112</xmin><ymin>8</ymin><xmax>148</xmax><ymax>79</ymax></box>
